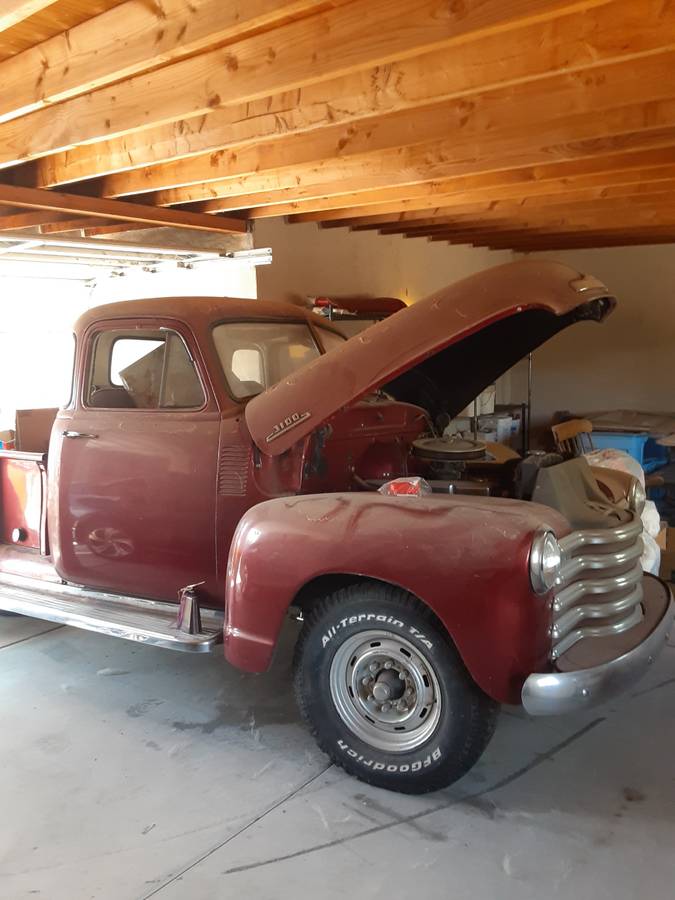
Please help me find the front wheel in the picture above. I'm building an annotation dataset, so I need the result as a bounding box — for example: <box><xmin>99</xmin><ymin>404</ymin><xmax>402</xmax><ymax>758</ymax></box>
<box><xmin>293</xmin><ymin>582</ymin><xmax>499</xmax><ymax>794</ymax></box>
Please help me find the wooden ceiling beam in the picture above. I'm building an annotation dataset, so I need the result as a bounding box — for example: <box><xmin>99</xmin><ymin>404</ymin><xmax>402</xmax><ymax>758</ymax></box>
<box><xmin>5</xmin><ymin>0</ymin><xmax>634</xmax><ymax>192</ymax></box>
<box><xmin>492</xmin><ymin>234</ymin><xmax>675</xmax><ymax>250</ymax></box>
<box><xmin>96</xmin><ymin>50</ymin><xmax>675</xmax><ymax>210</ymax></box>
<box><xmin>0</xmin><ymin>0</ymin><xmax>59</xmax><ymax>34</ymax></box>
<box><xmin>423</xmin><ymin>216</ymin><xmax>675</xmax><ymax>239</ymax></box>
<box><xmin>300</xmin><ymin>149</ymin><xmax>675</xmax><ymax>230</ymax></box>
<box><xmin>267</xmin><ymin>124</ymin><xmax>675</xmax><ymax>225</ymax></box>
<box><xmin>38</xmin><ymin>217</ymin><xmax>118</xmax><ymax>234</ymax></box>
<box><xmin>20</xmin><ymin>0</ymin><xmax>675</xmax><ymax>195</ymax></box>
<box><xmin>80</xmin><ymin>223</ymin><xmax>158</xmax><ymax>238</ymax></box>
<box><xmin>219</xmin><ymin>152</ymin><xmax>675</xmax><ymax>218</ymax></box>
<box><xmin>70</xmin><ymin>0</ymin><xmax>674</xmax><ymax>200</ymax></box>
<box><xmin>0</xmin><ymin>184</ymin><xmax>247</xmax><ymax>233</ymax></box>
<box><xmin>148</xmin><ymin>114</ymin><xmax>675</xmax><ymax>213</ymax></box>
<box><xmin>0</xmin><ymin>209</ymin><xmax>71</xmax><ymax>231</ymax></box>
<box><xmin>342</xmin><ymin>180</ymin><xmax>675</xmax><ymax>233</ymax></box>
<box><xmin>0</xmin><ymin>0</ymin><xmax>612</xmax><ymax>173</ymax></box>
<box><xmin>0</xmin><ymin>0</ymin><xmax>337</xmax><ymax>125</ymax></box>
<box><xmin>473</xmin><ymin>231</ymin><xmax>675</xmax><ymax>249</ymax></box>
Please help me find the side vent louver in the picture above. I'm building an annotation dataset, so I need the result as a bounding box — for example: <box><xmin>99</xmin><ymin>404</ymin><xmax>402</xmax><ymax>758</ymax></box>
<box><xmin>218</xmin><ymin>443</ymin><xmax>251</xmax><ymax>496</ymax></box>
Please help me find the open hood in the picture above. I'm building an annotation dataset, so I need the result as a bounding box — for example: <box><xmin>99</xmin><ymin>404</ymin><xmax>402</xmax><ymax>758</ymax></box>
<box><xmin>246</xmin><ymin>260</ymin><xmax>615</xmax><ymax>456</ymax></box>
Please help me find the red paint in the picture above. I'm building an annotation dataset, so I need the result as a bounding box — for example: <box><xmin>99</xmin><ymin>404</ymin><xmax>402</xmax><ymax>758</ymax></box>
<box><xmin>246</xmin><ymin>260</ymin><xmax>614</xmax><ymax>456</ymax></box>
<box><xmin>225</xmin><ymin>493</ymin><xmax>569</xmax><ymax>704</ymax></box>
<box><xmin>0</xmin><ymin>261</ymin><xmax>614</xmax><ymax>705</ymax></box>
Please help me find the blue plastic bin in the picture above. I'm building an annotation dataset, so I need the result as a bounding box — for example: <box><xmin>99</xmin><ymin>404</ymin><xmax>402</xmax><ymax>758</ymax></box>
<box><xmin>592</xmin><ymin>431</ymin><xmax>669</xmax><ymax>473</ymax></box>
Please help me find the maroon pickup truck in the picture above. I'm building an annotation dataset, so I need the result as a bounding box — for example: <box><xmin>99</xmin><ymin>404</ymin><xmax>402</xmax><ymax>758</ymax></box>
<box><xmin>0</xmin><ymin>260</ymin><xmax>672</xmax><ymax>794</ymax></box>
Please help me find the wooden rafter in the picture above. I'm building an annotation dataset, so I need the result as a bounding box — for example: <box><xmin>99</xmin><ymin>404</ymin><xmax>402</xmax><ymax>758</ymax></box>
<box><xmin>0</xmin><ymin>0</ymin><xmax>674</xmax><ymax>250</ymax></box>
<box><xmin>0</xmin><ymin>0</ymin><xmax>339</xmax><ymax>125</ymax></box>
<box><xmin>0</xmin><ymin>1</ymin><xmax>59</xmax><ymax>35</ymax></box>
<box><xmin>0</xmin><ymin>0</ymin><xmax>612</xmax><ymax>172</ymax></box>
<box><xmin>6</xmin><ymin>0</ymin><xmax>657</xmax><ymax>193</ymax></box>
<box><xmin>0</xmin><ymin>184</ymin><xmax>247</xmax><ymax>233</ymax></box>
<box><xmin>38</xmin><ymin>217</ymin><xmax>118</xmax><ymax>234</ymax></box>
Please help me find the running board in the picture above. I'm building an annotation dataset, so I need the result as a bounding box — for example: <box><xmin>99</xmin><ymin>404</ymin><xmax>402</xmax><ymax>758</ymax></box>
<box><xmin>0</xmin><ymin>574</ymin><xmax>223</xmax><ymax>652</ymax></box>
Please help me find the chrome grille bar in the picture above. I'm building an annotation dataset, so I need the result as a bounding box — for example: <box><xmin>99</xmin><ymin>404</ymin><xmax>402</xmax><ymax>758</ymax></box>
<box><xmin>551</xmin><ymin>514</ymin><xmax>644</xmax><ymax>660</ymax></box>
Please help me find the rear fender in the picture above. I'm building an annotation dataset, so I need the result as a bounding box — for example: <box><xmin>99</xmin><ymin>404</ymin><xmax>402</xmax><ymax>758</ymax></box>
<box><xmin>224</xmin><ymin>492</ymin><xmax>567</xmax><ymax>704</ymax></box>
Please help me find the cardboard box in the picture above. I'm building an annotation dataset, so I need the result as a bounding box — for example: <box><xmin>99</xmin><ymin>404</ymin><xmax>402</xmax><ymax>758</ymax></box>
<box><xmin>656</xmin><ymin>523</ymin><xmax>668</xmax><ymax>551</ymax></box>
<box><xmin>658</xmin><ymin>526</ymin><xmax>675</xmax><ymax>583</ymax></box>
<box><xmin>15</xmin><ymin>408</ymin><xmax>58</xmax><ymax>453</ymax></box>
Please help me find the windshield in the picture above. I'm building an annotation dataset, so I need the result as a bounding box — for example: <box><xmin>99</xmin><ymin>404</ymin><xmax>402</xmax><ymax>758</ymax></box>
<box><xmin>213</xmin><ymin>321</ymin><xmax>321</xmax><ymax>399</ymax></box>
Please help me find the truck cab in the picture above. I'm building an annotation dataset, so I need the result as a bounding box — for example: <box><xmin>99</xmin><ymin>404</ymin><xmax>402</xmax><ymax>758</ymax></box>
<box><xmin>1</xmin><ymin>260</ymin><xmax>672</xmax><ymax>794</ymax></box>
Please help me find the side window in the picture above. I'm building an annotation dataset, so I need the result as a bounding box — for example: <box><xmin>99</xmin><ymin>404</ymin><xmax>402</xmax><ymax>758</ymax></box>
<box><xmin>87</xmin><ymin>329</ymin><xmax>205</xmax><ymax>410</ymax></box>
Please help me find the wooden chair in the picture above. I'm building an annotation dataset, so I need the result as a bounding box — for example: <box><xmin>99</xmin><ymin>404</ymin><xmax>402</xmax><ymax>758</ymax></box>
<box><xmin>551</xmin><ymin>418</ymin><xmax>594</xmax><ymax>457</ymax></box>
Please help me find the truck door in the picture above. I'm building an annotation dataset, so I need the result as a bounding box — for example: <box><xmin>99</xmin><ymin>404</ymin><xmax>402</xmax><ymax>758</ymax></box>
<box><xmin>50</xmin><ymin>319</ymin><xmax>220</xmax><ymax>604</ymax></box>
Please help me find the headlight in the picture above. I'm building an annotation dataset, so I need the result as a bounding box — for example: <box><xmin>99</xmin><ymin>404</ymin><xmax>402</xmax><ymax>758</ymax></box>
<box><xmin>530</xmin><ymin>530</ymin><xmax>562</xmax><ymax>594</ymax></box>
<box><xmin>628</xmin><ymin>478</ymin><xmax>646</xmax><ymax>515</ymax></box>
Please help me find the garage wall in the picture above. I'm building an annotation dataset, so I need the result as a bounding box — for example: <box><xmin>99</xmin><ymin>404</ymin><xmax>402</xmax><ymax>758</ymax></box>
<box><xmin>255</xmin><ymin>219</ymin><xmax>511</xmax><ymax>304</ymax></box>
<box><xmin>514</xmin><ymin>245</ymin><xmax>675</xmax><ymax>426</ymax></box>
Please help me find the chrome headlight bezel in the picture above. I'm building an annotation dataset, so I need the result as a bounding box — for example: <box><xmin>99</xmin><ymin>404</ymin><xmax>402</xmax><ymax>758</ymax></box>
<box><xmin>530</xmin><ymin>530</ymin><xmax>562</xmax><ymax>595</ymax></box>
<box><xmin>628</xmin><ymin>478</ymin><xmax>646</xmax><ymax>516</ymax></box>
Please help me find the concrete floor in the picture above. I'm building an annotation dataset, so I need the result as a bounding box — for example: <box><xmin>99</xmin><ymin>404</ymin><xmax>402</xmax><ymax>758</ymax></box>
<box><xmin>1</xmin><ymin>615</ymin><xmax>674</xmax><ymax>900</ymax></box>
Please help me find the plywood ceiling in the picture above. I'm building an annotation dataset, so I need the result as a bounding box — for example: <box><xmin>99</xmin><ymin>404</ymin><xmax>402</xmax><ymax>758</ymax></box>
<box><xmin>0</xmin><ymin>0</ymin><xmax>673</xmax><ymax>249</ymax></box>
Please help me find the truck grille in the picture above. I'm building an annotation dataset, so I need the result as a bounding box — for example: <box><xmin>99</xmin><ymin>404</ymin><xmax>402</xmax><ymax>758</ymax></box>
<box><xmin>551</xmin><ymin>515</ymin><xmax>644</xmax><ymax>660</ymax></box>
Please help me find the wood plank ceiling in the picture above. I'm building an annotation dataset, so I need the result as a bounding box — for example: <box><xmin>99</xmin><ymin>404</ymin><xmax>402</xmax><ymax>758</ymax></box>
<box><xmin>0</xmin><ymin>0</ymin><xmax>673</xmax><ymax>250</ymax></box>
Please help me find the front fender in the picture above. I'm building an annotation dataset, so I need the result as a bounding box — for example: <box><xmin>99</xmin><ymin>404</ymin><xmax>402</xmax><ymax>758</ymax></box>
<box><xmin>224</xmin><ymin>492</ymin><xmax>568</xmax><ymax>704</ymax></box>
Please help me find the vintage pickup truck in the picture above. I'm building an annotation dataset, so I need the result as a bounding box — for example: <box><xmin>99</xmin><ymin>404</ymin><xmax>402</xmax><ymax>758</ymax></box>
<box><xmin>0</xmin><ymin>259</ymin><xmax>672</xmax><ymax>793</ymax></box>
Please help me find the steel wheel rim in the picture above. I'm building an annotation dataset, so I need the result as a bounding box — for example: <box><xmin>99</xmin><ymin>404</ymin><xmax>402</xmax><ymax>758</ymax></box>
<box><xmin>329</xmin><ymin>630</ymin><xmax>442</xmax><ymax>752</ymax></box>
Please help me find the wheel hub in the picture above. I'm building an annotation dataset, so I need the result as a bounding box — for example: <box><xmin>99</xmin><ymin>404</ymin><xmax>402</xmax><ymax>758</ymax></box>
<box><xmin>329</xmin><ymin>631</ymin><xmax>442</xmax><ymax>753</ymax></box>
<box><xmin>371</xmin><ymin>668</ymin><xmax>406</xmax><ymax>704</ymax></box>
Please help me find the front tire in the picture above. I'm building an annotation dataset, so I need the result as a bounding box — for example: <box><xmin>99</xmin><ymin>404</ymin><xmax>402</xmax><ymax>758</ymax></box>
<box><xmin>293</xmin><ymin>582</ymin><xmax>499</xmax><ymax>794</ymax></box>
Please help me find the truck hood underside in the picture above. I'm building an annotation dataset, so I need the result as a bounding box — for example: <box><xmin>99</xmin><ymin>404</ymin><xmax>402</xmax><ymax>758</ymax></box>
<box><xmin>245</xmin><ymin>260</ymin><xmax>615</xmax><ymax>456</ymax></box>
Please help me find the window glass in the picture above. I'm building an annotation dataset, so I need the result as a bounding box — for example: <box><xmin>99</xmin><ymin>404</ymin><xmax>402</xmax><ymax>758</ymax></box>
<box><xmin>87</xmin><ymin>330</ymin><xmax>205</xmax><ymax>410</ymax></box>
<box><xmin>213</xmin><ymin>322</ymin><xmax>320</xmax><ymax>399</ymax></box>
<box><xmin>232</xmin><ymin>348</ymin><xmax>263</xmax><ymax>385</ymax></box>
<box><xmin>111</xmin><ymin>338</ymin><xmax>163</xmax><ymax>386</ymax></box>
<box><xmin>161</xmin><ymin>333</ymin><xmax>206</xmax><ymax>409</ymax></box>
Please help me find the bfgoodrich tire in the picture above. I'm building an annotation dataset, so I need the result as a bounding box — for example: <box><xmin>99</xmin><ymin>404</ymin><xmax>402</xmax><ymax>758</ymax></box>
<box><xmin>293</xmin><ymin>582</ymin><xmax>499</xmax><ymax>794</ymax></box>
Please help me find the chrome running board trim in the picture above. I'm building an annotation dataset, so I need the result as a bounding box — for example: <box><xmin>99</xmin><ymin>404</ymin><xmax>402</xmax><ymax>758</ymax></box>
<box><xmin>0</xmin><ymin>573</ymin><xmax>223</xmax><ymax>652</ymax></box>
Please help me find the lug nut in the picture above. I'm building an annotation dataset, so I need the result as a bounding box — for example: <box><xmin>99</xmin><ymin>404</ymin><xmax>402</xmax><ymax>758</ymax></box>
<box><xmin>369</xmin><ymin>663</ymin><xmax>378</xmax><ymax>673</ymax></box>
<box><xmin>384</xmin><ymin>661</ymin><xmax>393</xmax><ymax>669</ymax></box>
<box><xmin>367</xmin><ymin>693</ymin><xmax>374</xmax><ymax>702</ymax></box>
<box><xmin>404</xmin><ymin>688</ymin><xmax>413</xmax><ymax>697</ymax></box>
<box><xmin>381</xmin><ymin>702</ymin><xmax>391</xmax><ymax>712</ymax></box>
<box><xmin>361</xmin><ymin>676</ymin><xmax>371</xmax><ymax>686</ymax></box>
<box><xmin>397</xmin><ymin>701</ymin><xmax>407</xmax><ymax>712</ymax></box>
<box><xmin>398</xmin><ymin>671</ymin><xmax>406</xmax><ymax>681</ymax></box>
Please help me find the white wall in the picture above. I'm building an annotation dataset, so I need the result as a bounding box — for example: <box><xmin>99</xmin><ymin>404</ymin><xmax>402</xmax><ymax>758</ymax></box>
<box><xmin>515</xmin><ymin>245</ymin><xmax>675</xmax><ymax>426</ymax></box>
<box><xmin>255</xmin><ymin>218</ymin><xmax>510</xmax><ymax>304</ymax></box>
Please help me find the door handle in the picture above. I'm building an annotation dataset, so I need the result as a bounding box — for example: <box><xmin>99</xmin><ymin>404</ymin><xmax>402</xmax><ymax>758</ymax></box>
<box><xmin>62</xmin><ymin>430</ymin><xmax>98</xmax><ymax>439</ymax></box>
